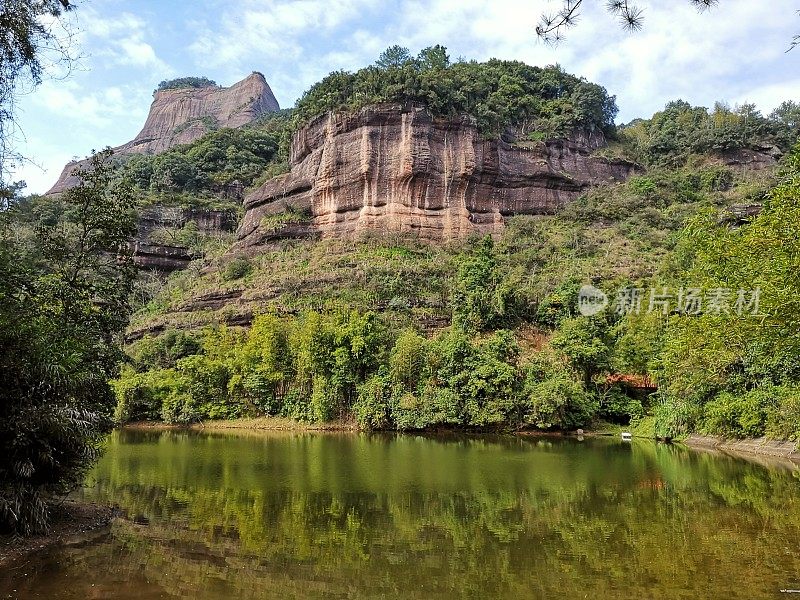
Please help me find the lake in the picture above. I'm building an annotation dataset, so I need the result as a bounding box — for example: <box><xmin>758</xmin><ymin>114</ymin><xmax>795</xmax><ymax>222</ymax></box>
<box><xmin>1</xmin><ymin>429</ymin><xmax>799</xmax><ymax>599</ymax></box>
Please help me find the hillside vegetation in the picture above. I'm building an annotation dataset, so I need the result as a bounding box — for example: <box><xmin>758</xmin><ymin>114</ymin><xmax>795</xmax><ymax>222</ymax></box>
<box><xmin>155</xmin><ymin>76</ymin><xmax>218</xmax><ymax>93</ymax></box>
<box><xmin>295</xmin><ymin>45</ymin><xmax>617</xmax><ymax>138</ymax></box>
<box><xmin>26</xmin><ymin>47</ymin><xmax>798</xmax><ymax>440</ymax></box>
<box><xmin>118</xmin><ymin>152</ymin><xmax>796</xmax><ymax>439</ymax></box>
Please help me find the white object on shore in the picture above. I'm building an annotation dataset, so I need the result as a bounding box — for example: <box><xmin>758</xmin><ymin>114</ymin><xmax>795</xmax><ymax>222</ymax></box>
<box><xmin>621</xmin><ymin>432</ymin><xmax>633</xmax><ymax>441</ymax></box>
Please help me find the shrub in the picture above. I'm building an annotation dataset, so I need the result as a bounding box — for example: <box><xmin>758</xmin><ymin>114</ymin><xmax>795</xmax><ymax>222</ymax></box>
<box><xmin>354</xmin><ymin>372</ymin><xmax>394</xmax><ymax>429</ymax></box>
<box><xmin>701</xmin><ymin>391</ymin><xmax>770</xmax><ymax>439</ymax></box>
<box><xmin>222</xmin><ymin>257</ymin><xmax>252</xmax><ymax>281</ymax></box>
<box><xmin>653</xmin><ymin>396</ymin><xmax>702</xmax><ymax>440</ymax></box>
<box><xmin>129</xmin><ymin>330</ymin><xmax>202</xmax><ymax>371</ymax></box>
<box><xmin>628</xmin><ymin>176</ymin><xmax>657</xmax><ymax>197</ymax></box>
<box><xmin>765</xmin><ymin>387</ymin><xmax>800</xmax><ymax>441</ymax></box>
<box><xmin>392</xmin><ymin>386</ymin><xmax>461</xmax><ymax>430</ymax></box>
<box><xmin>699</xmin><ymin>166</ymin><xmax>734</xmax><ymax>191</ymax></box>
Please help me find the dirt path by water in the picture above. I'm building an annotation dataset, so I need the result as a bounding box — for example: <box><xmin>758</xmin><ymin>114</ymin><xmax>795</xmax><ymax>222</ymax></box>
<box><xmin>0</xmin><ymin>502</ymin><xmax>117</xmax><ymax>569</ymax></box>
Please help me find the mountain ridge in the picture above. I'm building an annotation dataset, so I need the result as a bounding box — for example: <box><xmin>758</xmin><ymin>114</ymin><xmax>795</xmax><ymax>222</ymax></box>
<box><xmin>46</xmin><ymin>72</ymin><xmax>280</xmax><ymax>195</ymax></box>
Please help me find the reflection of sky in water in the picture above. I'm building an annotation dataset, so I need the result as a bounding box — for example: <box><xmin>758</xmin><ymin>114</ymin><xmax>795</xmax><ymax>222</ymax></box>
<box><xmin>2</xmin><ymin>431</ymin><xmax>799</xmax><ymax>599</ymax></box>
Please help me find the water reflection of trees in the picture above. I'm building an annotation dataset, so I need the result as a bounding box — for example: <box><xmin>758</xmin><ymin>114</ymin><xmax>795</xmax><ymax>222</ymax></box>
<box><xmin>59</xmin><ymin>432</ymin><xmax>800</xmax><ymax>598</ymax></box>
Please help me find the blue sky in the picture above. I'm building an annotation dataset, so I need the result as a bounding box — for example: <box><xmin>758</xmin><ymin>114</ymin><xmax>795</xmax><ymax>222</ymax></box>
<box><xmin>13</xmin><ymin>0</ymin><xmax>800</xmax><ymax>193</ymax></box>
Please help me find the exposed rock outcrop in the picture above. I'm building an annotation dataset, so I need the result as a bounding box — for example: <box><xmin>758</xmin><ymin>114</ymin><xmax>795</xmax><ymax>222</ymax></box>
<box><xmin>720</xmin><ymin>146</ymin><xmax>781</xmax><ymax>172</ymax></box>
<box><xmin>133</xmin><ymin>205</ymin><xmax>239</xmax><ymax>272</ymax></box>
<box><xmin>132</xmin><ymin>243</ymin><xmax>194</xmax><ymax>272</ymax></box>
<box><xmin>238</xmin><ymin>104</ymin><xmax>640</xmax><ymax>247</ymax></box>
<box><xmin>47</xmin><ymin>72</ymin><xmax>280</xmax><ymax>195</ymax></box>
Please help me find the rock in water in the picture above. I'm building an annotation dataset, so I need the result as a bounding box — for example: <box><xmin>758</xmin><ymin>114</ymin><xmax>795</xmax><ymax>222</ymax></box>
<box><xmin>46</xmin><ymin>72</ymin><xmax>280</xmax><ymax>195</ymax></box>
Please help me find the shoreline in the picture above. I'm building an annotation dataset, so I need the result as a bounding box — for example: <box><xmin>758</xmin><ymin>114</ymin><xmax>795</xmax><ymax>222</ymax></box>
<box><xmin>0</xmin><ymin>501</ymin><xmax>117</xmax><ymax>569</ymax></box>
<box><xmin>124</xmin><ymin>416</ymin><xmax>359</xmax><ymax>432</ymax></box>
<box><xmin>682</xmin><ymin>434</ymin><xmax>800</xmax><ymax>465</ymax></box>
<box><xmin>2</xmin><ymin>428</ymin><xmax>796</xmax><ymax>567</ymax></box>
<box><xmin>124</xmin><ymin>419</ymin><xmax>800</xmax><ymax>466</ymax></box>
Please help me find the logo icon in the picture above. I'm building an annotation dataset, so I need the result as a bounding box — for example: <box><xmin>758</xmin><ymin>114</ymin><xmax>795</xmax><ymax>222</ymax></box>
<box><xmin>578</xmin><ymin>285</ymin><xmax>608</xmax><ymax>316</ymax></box>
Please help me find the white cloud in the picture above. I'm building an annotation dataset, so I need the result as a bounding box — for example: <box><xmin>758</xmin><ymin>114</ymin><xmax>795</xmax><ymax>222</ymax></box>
<box><xmin>186</xmin><ymin>0</ymin><xmax>800</xmax><ymax>118</ymax></box>
<box><xmin>14</xmin><ymin>0</ymin><xmax>800</xmax><ymax>195</ymax></box>
<box><xmin>78</xmin><ymin>8</ymin><xmax>172</xmax><ymax>72</ymax></box>
<box><xmin>31</xmin><ymin>80</ymin><xmax>144</xmax><ymax>127</ymax></box>
<box><xmin>381</xmin><ymin>0</ymin><xmax>800</xmax><ymax>121</ymax></box>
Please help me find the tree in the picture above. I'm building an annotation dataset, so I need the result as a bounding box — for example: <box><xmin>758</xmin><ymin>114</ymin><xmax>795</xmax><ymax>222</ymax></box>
<box><xmin>1</xmin><ymin>0</ymin><xmax>75</xmax><ymax>187</ymax></box>
<box><xmin>375</xmin><ymin>45</ymin><xmax>412</xmax><ymax>69</ymax></box>
<box><xmin>451</xmin><ymin>237</ymin><xmax>517</xmax><ymax>333</ymax></box>
<box><xmin>537</xmin><ymin>0</ymin><xmax>719</xmax><ymax>43</ymax></box>
<box><xmin>770</xmin><ymin>101</ymin><xmax>800</xmax><ymax>148</ymax></box>
<box><xmin>417</xmin><ymin>45</ymin><xmax>450</xmax><ymax>70</ymax></box>
<box><xmin>155</xmin><ymin>76</ymin><xmax>217</xmax><ymax>93</ymax></box>
<box><xmin>551</xmin><ymin>316</ymin><xmax>612</xmax><ymax>387</ymax></box>
<box><xmin>294</xmin><ymin>51</ymin><xmax>618</xmax><ymax>137</ymax></box>
<box><xmin>0</xmin><ymin>150</ymin><xmax>137</xmax><ymax>533</ymax></box>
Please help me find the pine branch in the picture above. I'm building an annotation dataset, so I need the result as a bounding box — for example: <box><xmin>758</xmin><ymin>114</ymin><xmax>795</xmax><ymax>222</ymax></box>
<box><xmin>537</xmin><ymin>0</ymin><xmax>720</xmax><ymax>44</ymax></box>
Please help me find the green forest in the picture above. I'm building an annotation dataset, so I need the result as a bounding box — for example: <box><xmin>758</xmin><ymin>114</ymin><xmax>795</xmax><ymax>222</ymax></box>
<box><xmin>2</xmin><ymin>44</ymin><xmax>800</xmax><ymax>534</ymax></box>
<box><xmin>109</xmin><ymin>48</ymin><xmax>800</xmax><ymax>442</ymax></box>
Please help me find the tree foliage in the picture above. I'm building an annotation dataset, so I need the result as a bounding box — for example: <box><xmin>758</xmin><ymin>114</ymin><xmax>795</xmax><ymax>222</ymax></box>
<box><xmin>536</xmin><ymin>1</ymin><xmax>719</xmax><ymax>43</ymax></box>
<box><xmin>653</xmin><ymin>146</ymin><xmax>800</xmax><ymax>438</ymax></box>
<box><xmin>155</xmin><ymin>76</ymin><xmax>217</xmax><ymax>93</ymax></box>
<box><xmin>620</xmin><ymin>99</ymin><xmax>797</xmax><ymax>166</ymax></box>
<box><xmin>0</xmin><ymin>0</ymin><xmax>74</xmax><ymax>187</ymax></box>
<box><xmin>119</xmin><ymin>123</ymin><xmax>286</xmax><ymax>198</ymax></box>
<box><xmin>294</xmin><ymin>46</ymin><xmax>618</xmax><ymax>137</ymax></box>
<box><xmin>0</xmin><ymin>151</ymin><xmax>137</xmax><ymax>533</ymax></box>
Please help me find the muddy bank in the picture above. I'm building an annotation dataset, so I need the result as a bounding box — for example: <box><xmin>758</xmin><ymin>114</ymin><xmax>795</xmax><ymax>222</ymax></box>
<box><xmin>0</xmin><ymin>502</ymin><xmax>116</xmax><ymax>568</ymax></box>
<box><xmin>684</xmin><ymin>434</ymin><xmax>800</xmax><ymax>463</ymax></box>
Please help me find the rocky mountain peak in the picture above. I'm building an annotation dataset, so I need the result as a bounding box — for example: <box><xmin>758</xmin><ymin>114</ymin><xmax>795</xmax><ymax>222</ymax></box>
<box><xmin>46</xmin><ymin>72</ymin><xmax>280</xmax><ymax>195</ymax></box>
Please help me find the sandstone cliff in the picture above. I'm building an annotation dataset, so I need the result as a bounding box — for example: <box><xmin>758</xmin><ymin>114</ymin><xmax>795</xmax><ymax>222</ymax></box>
<box><xmin>46</xmin><ymin>72</ymin><xmax>280</xmax><ymax>195</ymax></box>
<box><xmin>238</xmin><ymin>104</ymin><xmax>640</xmax><ymax>247</ymax></box>
<box><xmin>133</xmin><ymin>205</ymin><xmax>239</xmax><ymax>272</ymax></box>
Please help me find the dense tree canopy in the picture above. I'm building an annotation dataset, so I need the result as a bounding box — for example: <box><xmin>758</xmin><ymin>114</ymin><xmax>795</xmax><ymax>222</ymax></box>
<box><xmin>294</xmin><ymin>46</ymin><xmax>618</xmax><ymax>137</ymax></box>
<box><xmin>653</xmin><ymin>146</ymin><xmax>800</xmax><ymax>439</ymax></box>
<box><xmin>0</xmin><ymin>151</ymin><xmax>137</xmax><ymax>533</ymax></box>
<box><xmin>155</xmin><ymin>76</ymin><xmax>217</xmax><ymax>93</ymax></box>
<box><xmin>620</xmin><ymin>99</ymin><xmax>798</xmax><ymax>166</ymax></box>
<box><xmin>119</xmin><ymin>115</ymin><xmax>290</xmax><ymax>200</ymax></box>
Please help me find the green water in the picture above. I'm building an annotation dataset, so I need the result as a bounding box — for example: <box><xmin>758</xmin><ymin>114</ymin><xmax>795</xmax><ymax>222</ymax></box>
<box><xmin>2</xmin><ymin>430</ymin><xmax>799</xmax><ymax>599</ymax></box>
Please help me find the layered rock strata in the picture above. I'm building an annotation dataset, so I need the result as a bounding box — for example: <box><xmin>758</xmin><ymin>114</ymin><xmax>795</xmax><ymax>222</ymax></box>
<box><xmin>47</xmin><ymin>72</ymin><xmax>279</xmax><ymax>195</ymax></box>
<box><xmin>133</xmin><ymin>205</ymin><xmax>238</xmax><ymax>272</ymax></box>
<box><xmin>238</xmin><ymin>104</ymin><xmax>640</xmax><ymax>247</ymax></box>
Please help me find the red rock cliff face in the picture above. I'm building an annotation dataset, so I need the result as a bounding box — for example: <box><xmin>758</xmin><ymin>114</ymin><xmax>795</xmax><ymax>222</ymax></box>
<box><xmin>238</xmin><ymin>104</ymin><xmax>640</xmax><ymax>246</ymax></box>
<box><xmin>47</xmin><ymin>72</ymin><xmax>280</xmax><ymax>195</ymax></box>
